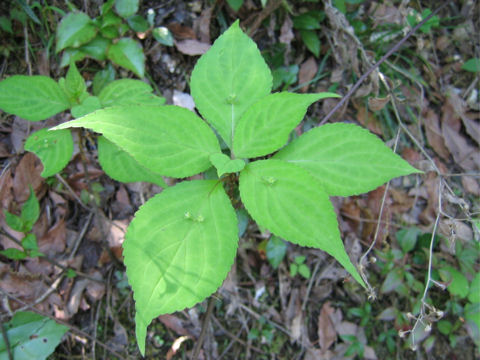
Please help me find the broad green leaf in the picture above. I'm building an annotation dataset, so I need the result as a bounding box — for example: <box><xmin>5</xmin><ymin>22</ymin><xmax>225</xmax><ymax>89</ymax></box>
<box><xmin>226</xmin><ymin>0</ymin><xmax>244</xmax><ymax>11</ymax></box>
<box><xmin>56</xmin><ymin>12</ymin><xmax>97</xmax><ymax>53</ymax></box>
<box><xmin>107</xmin><ymin>38</ymin><xmax>145</xmax><ymax>77</ymax></box>
<box><xmin>468</xmin><ymin>273</ymin><xmax>480</xmax><ymax>303</ymax></box>
<box><xmin>115</xmin><ymin>0</ymin><xmax>139</xmax><ymax>18</ymax></box>
<box><xmin>124</xmin><ymin>180</ymin><xmax>238</xmax><ymax>355</ymax></box>
<box><xmin>300</xmin><ymin>30</ymin><xmax>321</xmax><ymax>57</ymax></box>
<box><xmin>233</xmin><ymin>92</ymin><xmax>339</xmax><ymax>158</ymax></box>
<box><xmin>21</xmin><ymin>233</ymin><xmax>38</xmax><ymax>251</ymax></box>
<box><xmin>0</xmin><ymin>76</ymin><xmax>70</xmax><ymax>121</ymax></box>
<box><xmin>396</xmin><ymin>227</ymin><xmax>421</xmax><ymax>254</ymax></box>
<box><xmin>462</xmin><ymin>58</ymin><xmax>480</xmax><ymax>73</ymax></box>
<box><xmin>239</xmin><ymin>159</ymin><xmax>364</xmax><ymax>286</ymax></box>
<box><xmin>24</xmin><ymin>128</ymin><xmax>73</xmax><ymax>177</ymax></box>
<box><xmin>127</xmin><ymin>15</ymin><xmax>149</xmax><ymax>32</ymax></box>
<box><xmin>190</xmin><ymin>20</ymin><xmax>272</xmax><ymax>148</ymax></box>
<box><xmin>97</xmin><ymin>136</ymin><xmax>167</xmax><ymax>187</ymax></box>
<box><xmin>209</xmin><ymin>153</ymin><xmax>245</xmax><ymax>177</ymax></box>
<box><xmin>153</xmin><ymin>27</ymin><xmax>174</xmax><ymax>46</ymax></box>
<box><xmin>65</xmin><ymin>61</ymin><xmax>87</xmax><ymax>100</ymax></box>
<box><xmin>0</xmin><ymin>248</ymin><xmax>27</xmax><ymax>260</ymax></box>
<box><xmin>272</xmin><ymin>65</ymin><xmax>299</xmax><ymax>91</ymax></box>
<box><xmin>0</xmin><ymin>16</ymin><xmax>13</xmax><ymax>33</ymax></box>
<box><xmin>51</xmin><ymin>105</ymin><xmax>220</xmax><ymax>178</ymax></box>
<box><xmin>4</xmin><ymin>211</ymin><xmax>24</xmax><ymax>232</ymax></box>
<box><xmin>440</xmin><ymin>266</ymin><xmax>469</xmax><ymax>298</ymax></box>
<box><xmin>293</xmin><ymin>12</ymin><xmax>324</xmax><ymax>30</ymax></box>
<box><xmin>275</xmin><ymin>123</ymin><xmax>421</xmax><ymax>196</ymax></box>
<box><xmin>20</xmin><ymin>186</ymin><xmax>39</xmax><ymax>231</ymax></box>
<box><xmin>71</xmin><ymin>96</ymin><xmax>102</xmax><ymax>118</ymax></box>
<box><xmin>380</xmin><ymin>269</ymin><xmax>404</xmax><ymax>294</ymax></box>
<box><xmin>98</xmin><ymin>79</ymin><xmax>165</xmax><ymax>107</ymax></box>
<box><xmin>0</xmin><ymin>311</ymin><xmax>68</xmax><ymax>360</ymax></box>
<box><xmin>464</xmin><ymin>303</ymin><xmax>480</xmax><ymax>347</ymax></box>
<box><xmin>59</xmin><ymin>48</ymin><xmax>86</xmax><ymax>68</ymax></box>
<box><xmin>79</xmin><ymin>36</ymin><xmax>110</xmax><ymax>61</ymax></box>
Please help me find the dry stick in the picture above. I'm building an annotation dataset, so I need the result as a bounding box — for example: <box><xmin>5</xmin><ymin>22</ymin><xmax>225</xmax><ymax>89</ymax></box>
<box><xmin>212</xmin><ymin>316</ymin><xmax>265</xmax><ymax>356</ymax></box>
<box><xmin>0</xmin><ymin>321</ymin><xmax>13</xmax><ymax>360</ymax></box>
<box><xmin>319</xmin><ymin>2</ymin><xmax>449</xmax><ymax>126</ymax></box>
<box><xmin>192</xmin><ymin>294</ymin><xmax>217</xmax><ymax>360</ymax></box>
<box><xmin>0</xmin><ymin>288</ymin><xmax>127</xmax><ymax>360</ymax></box>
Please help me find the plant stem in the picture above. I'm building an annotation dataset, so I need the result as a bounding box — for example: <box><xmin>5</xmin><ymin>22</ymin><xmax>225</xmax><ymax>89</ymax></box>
<box><xmin>192</xmin><ymin>294</ymin><xmax>217</xmax><ymax>359</ymax></box>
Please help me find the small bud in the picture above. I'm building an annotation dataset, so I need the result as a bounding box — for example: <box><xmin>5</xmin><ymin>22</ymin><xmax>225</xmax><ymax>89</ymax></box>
<box><xmin>411</xmin><ymin>344</ymin><xmax>417</xmax><ymax>351</ymax></box>
<box><xmin>398</xmin><ymin>330</ymin><xmax>406</xmax><ymax>338</ymax></box>
<box><xmin>425</xmin><ymin>324</ymin><xmax>432</xmax><ymax>332</ymax></box>
<box><xmin>369</xmin><ymin>256</ymin><xmax>377</xmax><ymax>264</ymax></box>
<box><xmin>436</xmin><ymin>310</ymin><xmax>444</xmax><ymax>318</ymax></box>
<box><xmin>196</xmin><ymin>215</ymin><xmax>204</xmax><ymax>222</ymax></box>
<box><xmin>406</xmin><ymin>312</ymin><xmax>415</xmax><ymax>320</ymax></box>
<box><xmin>184</xmin><ymin>212</ymin><xmax>192</xmax><ymax>219</ymax></box>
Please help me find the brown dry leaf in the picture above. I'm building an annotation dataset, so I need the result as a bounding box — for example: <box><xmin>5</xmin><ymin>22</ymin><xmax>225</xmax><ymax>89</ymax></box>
<box><xmin>462</xmin><ymin>176</ymin><xmax>480</xmax><ymax>196</ymax></box>
<box><xmin>369</xmin><ymin>2</ymin><xmax>404</xmax><ymax>27</ymax></box>
<box><xmin>462</xmin><ymin>114</ymin><xmax>480</xmax><ymax>146</ymax></box>
<box><xmin>279</xmin><ymin>15</ymin><xmax>294</xmax><ymax>46</ymax></box>
<box><xmin>299</xmin><ymin>57</ymin><xmax>318</xmax><ymax>93</ymax></box>
<box><xmin>318</xmin><ymin>302</ymin><xmax>337</xmax><ymax>351</ymax></box>
<box><xmin>355</xmin><ymin>104</ymin><xmax>383</xmax><ymax>135</ymax></box>
<box><xmin>193</xmin><ymin>7</ymin><xmax>212</xmax><ymax>43</ymax></box>
<box><xmin>175</xmin><ymin>39</ymin><xmax>211</xmax><ymax>55</ymax></box>
<box><xmin>0</xmin><ymin>142</ymin><xmax>9</xmax><ymax>157</ymax></box>
<box><xmin>423</xmin><ymin>109</ymin><xmax>450</xmax><ymax>160</ymax></box>
<box><xmin>158</xmin><ymin>314</ymin><xmax>193</xmax><ymax>337</ymax></box>
<box><xmin>368</xmin><ymin>95</ymin><xmax>391</xmax><ymax>111</ymax></box>
<box><xmin>13</xmin><ymin>152</ymin><xmax>44</xmax><ymax>202</ymax></box>
<box><xmin>304</xmin><ymin>348</ymin><xmax>334</xmax><ymax>360</ymax></box>
<box><xmin>168</xmin><ymin>23</ymin><xmax>197</xmax><ymax>40</ymax></box>
<box><xmin>85</xmin><ymin>271</ymin><xmax>105</xmax><ymax>301</ymax></box>
<box><xmin>39</xmin><ymin>219</ymin><xmax>66</xmax><ymax>257</ymax></box>
<box><xmin>442</xmin><ymin>123</ymin><xmax>480</xmax><ymax>171</ymax></box>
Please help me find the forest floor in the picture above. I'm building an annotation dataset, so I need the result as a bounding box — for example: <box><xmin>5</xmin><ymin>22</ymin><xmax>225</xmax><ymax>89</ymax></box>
<box><xmin>0</xmin><ymin>0</ymin><xmax>479</xmax><ymax>359</ymax></box>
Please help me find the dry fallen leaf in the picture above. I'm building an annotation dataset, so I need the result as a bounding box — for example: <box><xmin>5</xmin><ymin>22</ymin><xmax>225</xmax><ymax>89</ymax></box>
<box><xmin>13</xmin><ymin>152</ymin><xmax>44</xmax><ymax>202</ymax></box>
<box><xmin>193</xmin><ymin>7</ymin><xmax>212</xmax><ymax>43</ymax></box>
<box><xmin>318</xmin><ymin>302</ymin><xmax>337</xmax><ymax>351</ymax></box>
<box><xmin>175</xmin><ymin>39</ymin><xmax>211</xmax><ymax>56</ymax></box>
<box><xmin>299</xmin><ymin>57</ymin><xmax>318</xmax><ymax>93</ymax></box>
<box><xmin>423</xmin><ymin>109</ymin><xmax>450</xmax><ymax>160</ymax></box>
<box><xmin>368</xmin><ymin>95</ymin><xmax>391</xmax><ymax>111</ymax></box>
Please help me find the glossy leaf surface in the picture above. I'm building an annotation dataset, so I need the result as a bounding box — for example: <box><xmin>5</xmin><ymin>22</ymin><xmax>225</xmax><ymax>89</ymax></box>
<box><xmin>52</xmin><ymin>105</ymin><xmax>220</xmax><ymax>178</ymax></box>
<box><xmin>25</xmin><ymin>129</ymin><xmax>73</xmax><ymax>177</ymax></box>
<box><xmin>239</xmin><ymin>159</ymin><xmax>364</xmax><ymax>285</ymax></box>
<box><xmin>0</xmin><ymin>76</ymin><xmax>70</xmax><ymax>121</ymax></box>
<box><xmin>233</xmin><ymin>92</ymin><xmax>339</xmax><ymax>158</ymax></box>
<box><xmin>190</xmin><ymin>20</ymin><xmax>272</xmax><ymax>147</ymax></box>
<box><xmin>124</xmin><ymin>180</ymin><xmax>238</xmax><ymax>355</ymax></box>
<box><xmin>56</xmin><ymin>12</ymin><xmax>97</xmax><ymax>52</ymax></box>
<box><xmin>275</xmin><ymin>123</ymin><xmax>421</xmax><ymax>196</ymax></box>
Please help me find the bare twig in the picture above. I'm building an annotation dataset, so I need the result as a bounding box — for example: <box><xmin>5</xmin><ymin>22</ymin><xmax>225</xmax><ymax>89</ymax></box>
<box><xmin>0</xmin><ymin>321</ymin><xmax>13</xmax><ymax>360</ymax></box>
<box><xmin>193</xmin><ymin>294</ymin><xmax>217</xmax><ymax>359</ymax></box>
<box><xmin>319</xmin><ymin>2</ymin><xmax>449</xmax><ymax>125</ymax></box>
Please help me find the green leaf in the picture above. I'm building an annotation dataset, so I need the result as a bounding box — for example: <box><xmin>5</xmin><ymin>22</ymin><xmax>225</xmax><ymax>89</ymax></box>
<box><xmin>396</xmin><ymin>227</ymin><xmax>421</xmax><ymax>254</ymax></box>
<box><xmin>300</xmin><ymin>30</ymin><xmax>321</xmax><ymax>57</ymax></box>
<box><xmin>462</xmin><ymin>58</ymin><xmax>480</xmax><ymax>73</ymax></box>
<box><xmin>107</xmin><ymin>38</ymin><xmax>145</xmax><ymax>77</ymax></box>
<box><xmin>380</xmin><ymin>269</ymin><xmax>404</xmax><ymax>294</ymax></box>
<box><xmin>71</xmin><ymin>96</ymin><xmax>102</xmax><ymax>118</ymax></box>
<box><xmin>293</xmin><ymin>13</ymin><xmax>323</xmax><ymax>30</ymax></box>
<box><xmin>56</xmin><ymin>12</ymin><xmax>97</xmax><ymax>53</ymax></box>
<box><xmin>464</xmin><ymin>303</ymin><xmax>480</xmax><ymax>346</ymax></box>
<box><xmin>437</xmin><ymin>320</ymin><xmax>453</xmax><ymax>335</ymax></box>
<box><xmin>20</xmin><ymin>186</ymin><xmax>39</xmax><ymax>231</ymax></box>
<box><xmin>127</xmin><ymin>15</ymin><xmax>149</xmax><ymax>33</ymax></box>
<box><xmin>152</xmin><ymin>27</ymin><xmax>174</xmax><ymax>46</ymax></box>
<box><xmin>226</xmin><ymin>0</ymin><xmax>244</xmax><ymax>11</ymax></box>
<box><xmin>440</xmin><ymin>266</ymin><xmax>469</xmax><ymax>298</ymax></box>
<box><xmin>124</xmin><ymin>180</ymin><xmax>238</xmax><ymax>355</ymax></box>
<box><xmin>239</xmin><ymin>159</ymin><xmax>364</xmax><ymax>286</ymax></box>
<box><xmin>65</xmin><ymin>61</ymin><xmax>87</xmax><ymax>100</ymax></box>
<box><xmin>115</xmin><ymin>0</ymin><xmax>139</xmax><ymax>18</ymax></box>
<box><xmin>0</xmin><ymin>16</ymin><xmax>13</xmax><ymax>33</ymax></box>
<box><xmin>79</xmin><ymin>36</ymin><xmax>110</xmax><ymax>61</ymax></box>
<box><xmin>92</xmin><ymin>64</ymin><xmax>116</xmax><ymax>95</ymax></box>
<box><xmin>51</xmin><ymin>105</ymin><xmax>221</xmax><ymax>178</ymax></box>
<box><xmin>4</xmin><ymin>211</ymin><xmax>24</xmax><ymax>232</ymax></box>
<box><xmin>468</xmin><ymin>273</ymin><xmax>480</xmax><ymax>303</ymax></box>
<box><xmin>0</xmin><ymin>248</ymin><xmax>27</xmax><ymax>260</ymax></box>
<box><xmin>21</xmin><ymin>233</ymin><xmax>38</xmax><ymax>251</ymax></box>
<box><xmin>298</xmin><ymin>264</ymin><xmax>311</xmax><ymax>279</ymax></box>
<box><xmin>0</xmin><ymin>311</ymin><xmax>68</xmax><ymax>359</ymax></box>
<box><xmin>266</xmin><ymin>236</ymin><xmax>287</xmax><ymax>269</ymax></box>
<box><xmin>0</xmin><ymin>76</ymin><xmax>70</xmax><ymax>121</ymax></box>
<box><xmin>97</xmin><ymin>136</ymin><xmax>167</xmax><ymax>187</ymax></box>
<box><xmin>59</xmin><ymin>48</ymin><xmax>86</xmax><ymax>68</ymax></box>
<box><xmin>209</xmin><ymin>153</ymin><xmax>245</xmax><ymax>177</ymax></box>
<box><xmin>233</xmin><ymin>92</ymin><xmax>339</xmax><ymax>158</ymax></box>
<box><xmin>24</xmin><ymin>128</ymin><xmax>74</xmax><ymax>177</ymax></box>
<box><xmin>190</xmin><ymin>20</ymin><xmax>272</xmax><ymax>148</ymax></box>
<box><xmin>272</xmin><ymin>65</ymin><xmax>299</xmax><ymax>90</ymax></box>
<box><xmin>274</xmin><ymin>123</ymin><xmax>421</xmax><ymax>196</ymax></box>
<box><xmin>98</xmin><ymin>79</ymin><xmax>165</xmax><ymax>107</ymax></box>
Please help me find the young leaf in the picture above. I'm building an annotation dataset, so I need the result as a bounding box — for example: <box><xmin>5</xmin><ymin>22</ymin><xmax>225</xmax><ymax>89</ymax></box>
<box><xmin>24</xmin><ymin>128</ymin><xmax>74</xmax><ymax>177</ymax></box>
<box><xmin>300</xmin><ymin>30</ymin><xmax>321</xmax><ymax>57</ymax></box>
<box><xmin>107</xmin><ymin>38</ymin><xmax>145</xmax><ymax>78</ymax></box>
<box><xmin>97</xmin><ymin>136</ymin><xmax>167</xmax><ymax>187</ymax></box>
<box><xmin>51</xmin><ymin>105</ymin><xmax>221</xmax><ymax>178</ymax></box>
<box><xmin>239</xmin><ymin>159</ymin><xmax>364</xmax><ymax>286</ymax></box>
<box><xmin>71</xmin><ymin>96</ymin><xmax>102</xmax><ymax>118</ymax></box>
<box><xmin>22</xmin><ymin>233</ymin><xmax>38</xmax><ymax>251</ymax></box>
<box><xmin>0</xmin><ymin>76</ymin><xmax>70</xmax><ymax>121</ymax></box>
<box><xmin>98</xmin><ymin>79</ymin><xmax>165</xmax><ymax>107</ymax></box>
<box><xmin>56</xmin><ymin>12</ymin><xmax>97</xmax><ymax>53</ymax></box>
<box><xmin>21</xmin><ymin>186</ymin><xmax>40</xmax><ymax>231</ymax></box>
<box><xmin>65</xmin><ymin>61</ymin><xmax>87</xmax><ymax>100</ymax></box>
<box><xmin>0</xmin><ymin>248</ymin><xmax>27</xmax><ymax>260</ymax></box>
<box><xmin>79</xmin><ymin>36</ymin><xmax>110</xmax><ymax>61</ymax></box>
<box><xmin>190</xmin><ymin>20</ymin><xmax>272</xmax><ymax>147</ymax></box>
<box><xmin>0</xmin><ymin>311</ymin><xmax>68</xmax><ymax>360</ymax></box>
<box><xmin>4</xmin><ymin>211</ymin><xmax>24</xmax><ymax>232</ymax></box>
<box><xmin>233</xmin><ymin>92</ymin><xmax>339</xmax><ymax>158</ymax></box>
<box><xmin>274</xmin><ymin>123</ymin><xmax>421</xmax><ymax>196</ymax></box>
<box><xmin>93</xmin><ymin>64</ymin><xmax>116</xmax><ymax>95</ymax></box>
<box><xmin>115</xmin><ymin>0</ymin><xmax>139</xmax><ymax>18</ymax></box>
<box><xmin>124</xmin><ymin>180</ymin><xmax>238</xmax><ymax>355</ymax></box>
<box><xmin>266</xmin><ymin>236</ymin><xmax>287</xmax><ymax>269</ymax></box>
<box><xmin>209</xmin><ymin>153</ymin><xmax>245</xmax><ymax>177</ymax></box>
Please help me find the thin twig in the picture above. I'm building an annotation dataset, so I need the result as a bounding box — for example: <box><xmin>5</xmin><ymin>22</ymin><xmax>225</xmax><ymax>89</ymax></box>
<box><xmin>319</xmin><ymin>2</ymin><xmax>449</xmax><ymax>125</ymax></box>
<box><xmin>193</xmin><ymin>294</ymin><xmax>217</xmax><ymax>359</ymax></box>
<box><xmin>212</xmin><ymin>316</ymin><xmax>265</xmax><ymax>355</ymax></box>
<box><xmin>0</xmin><ymin>321</ymin><xmax>13</xmax><ymax>360</ymax></box>
<box><xmin>55</xmin><ymin>174</ymin><xmax>91</xmax><ymax>211</ymax></box>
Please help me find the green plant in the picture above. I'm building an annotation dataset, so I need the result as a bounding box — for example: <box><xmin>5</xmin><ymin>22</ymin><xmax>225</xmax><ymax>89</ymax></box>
<box><xmin>0</xmin><ymin>311</ymin><xmax>68</xmax><ymax>359</ymax></box>
<box><xmin>290</xmin><ymin>255</ymin><xmax>311</xmax><ymax>279</ymax></box>
<box><xmin>1</xmin><ymin>186</ymin><xmax>42</xmax><ymax>260</ymax></box>
<box><xmin>47</xmin><ymin>21</ymin><xmax>419</xmax><ymax>354</ymax></box>
<box><xmin>0</xmin><ymin>60</ymin><xmax>166</xmax><ymax>187</ymax></box>
<box><xmin>56</xmin><ymin>0</ymin><xmax>173</xmax><ymax>77</ymax></box>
